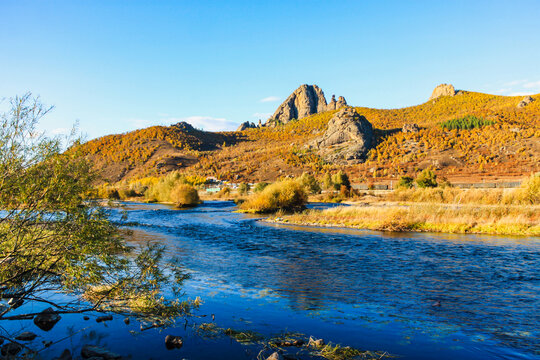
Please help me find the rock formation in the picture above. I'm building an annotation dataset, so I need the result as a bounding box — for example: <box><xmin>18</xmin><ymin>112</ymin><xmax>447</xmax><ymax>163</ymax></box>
<box><xmin>429</xmin><ymin>84</ymin><xmax>456</xmax><ymax>100</ymax></box>
<box><xmin>312</xmin><ymin>107</ymin><xmax>373</xmax><ymax>163</ymax></box>
<box><xmin>402</xmin><ymin>123</ymin><xmax>420</xmax><ymax>133</ymax></box>
<box><xmin>517</xmin><ymin>96</ymin><xmax>534</xmax><ymax>108</ymax></box>
<box><xmin>266</xmin><ymin>84</ymin><xmax>347</xmax><ymax>125</ymax></box>
<box><xmin>236</xmin><ymin>121</ymin><xmax>257</xmax><ymax>131</ymax></box>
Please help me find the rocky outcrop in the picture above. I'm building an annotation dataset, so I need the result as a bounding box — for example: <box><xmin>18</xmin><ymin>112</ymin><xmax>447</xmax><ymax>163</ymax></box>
<box><xmin>517</xmin><ymin>96</ymin><xmax>534</xmax><ymax>108</ymax></box>
<box><xmin>402</xmin><ymin>123</ymin><xmax>420</xmax><ymax>133</ymax></box>
<box><xmin>267</xmin><ymin>84</ymin><xmax>348</xmax><ymax>125</ymax></box>
<box><xmin>429</xmin><ymin>84</ymin><xmax>456</xmax><ymax>100</ymax></box>
<box><xmin>325</xmin><ymin>95</ymin><xmax>347</xmax><ymax>111</ymax></box>
<box><xmin>237</xmin><ymin>121</ymin><xmax>257</xmax><ymax>131</ymax></box>
<box><xmin>312</xmin><ymin>107</ymin><xmax>373</xmax><ymax>163</ymax></box>
<box><xmin>165</xmin><ymin>335</ymin><xmax>183</xmax><ymax>349</ymax></box>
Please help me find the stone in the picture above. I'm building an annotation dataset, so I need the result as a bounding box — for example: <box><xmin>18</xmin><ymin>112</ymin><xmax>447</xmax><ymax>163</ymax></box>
<box><xmin>54</xmin><ymin>349</ymin><xmax>72</xmax><ymax>360</ymax></box>
<box><xmin>402</xmin><ymin>123</ymin><xmax>420</xmax><ymax>133</ymax></box>
<box><xmin>123</xmin><ymin>317</ymin><xmax>130</xmax><ymax>325</ymax></box>
<box><xmin>34</xmin><ymin>307</ymin><xmax>61</xmax><ymax>331</ymax></box>
<box><xmin>1</xmin><ymin>342</ymin><xmax>22</xmax><ymax>356</ymax></box>
<box><xmin>15</xmin><ymin>331</ymin><xmax>37</xmax><ymax>341</ymax></box>
<box><xmin>312</xmin><ymin>107</ymin><xmax>373</xmax><ymax>163</ymax></box>
<box><xmin>326</xmin><ymin>95</ymin><xmax>348</xmax><ymax>111</ymax></box>
<box><xmin>164</xmin><ymin>335</ymin><xmax>183</xmax><ymax>350</ymax></box>
<box><xmin>517</xmin><ymin>96</ymin><xmax>534</xmax><ymax>108</ymax></box>
<box><xmin>81</xmin><ymin>345</ymin><xmax>122</xmax><ymax>360</ymax></box>
<box><xmin>237</xmin><ymin>121</ymin><xmax>257</xmax><ymax>131</ymax></box>
<box><xmin>43</xmin><ymin>340</ymin><xmax>53</xmax><ymax>348</ymax></box>
<box><xmin>267</xmin><ymin>84</ymin><xmax>328</xmax><ymax>125</ymax></box>
<box><xmin>266</xmin><ymin>352</ymin><xmax>284</xmax><ymax>360</ymax></box>
<box><xmin>96</xmin><ymin>315</ymin><xmax>113</xmax><ymax>323</ymax></box>
<box><xmin>308</xmin><ymin>337</ymin><xmax>325</xmax><ymax>348</ymax></box>
<box><xmin>7</xmin><ymin>297</ymin><xmax>23</xmax><ymax>309</ymax></box>
<box><xmin>83</xmin><ymin>316</ymin><xmax>90</xmax><ymax>320</ymax></box>
<box><xmin>429</xmin><ymin>84</ymin><xmax>456</xmax><ymax>100</ymax></box>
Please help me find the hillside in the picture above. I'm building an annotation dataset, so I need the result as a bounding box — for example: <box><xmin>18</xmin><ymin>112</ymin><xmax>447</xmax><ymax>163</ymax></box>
<box><xmin>75</xmin><ymin>86</ymin><xmax>540</xmax><ymax>184</ymax></box>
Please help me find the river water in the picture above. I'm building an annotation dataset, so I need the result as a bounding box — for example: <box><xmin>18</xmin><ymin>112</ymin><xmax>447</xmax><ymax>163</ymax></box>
<box><xmin>3</xmin><ymin>201</ymin><xmax>539</xmax><ymax>359</ymax></box>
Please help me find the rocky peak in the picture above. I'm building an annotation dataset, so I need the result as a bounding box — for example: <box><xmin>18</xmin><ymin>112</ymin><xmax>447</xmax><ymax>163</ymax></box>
<box><xmin>172</xmin><ymin>122</ymin><xmax>196</xmax><ymax>132</ymax></box>
<box><xmin>429</xmin><ymin>84</ymin><xmax>456</xmax><ymax>100</ymax></box>
<box><xmin>266</xmin><ymin>84</ymin><xmax>348</xmax><ymax>125</ymax></box>
<box><xmin>517</xmin><ymin>96</ymin><xmax>534</xmax><ymax>108</ymax></box>
<box><xmin>326</xmin><ymin>95</ymin><xmax>348</xmax><ymax>111</ymax></box>
<box><xmin>236</xmin><ymin>121</ymin><xmax>257</xmax><ymax>131</ymax></box>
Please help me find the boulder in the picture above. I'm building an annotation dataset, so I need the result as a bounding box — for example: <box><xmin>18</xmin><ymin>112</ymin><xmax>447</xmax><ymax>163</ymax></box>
<box><xmin>312</xmin><ymin>107</ymin><xmax>373</xmax><ymax>163</ymax></box>
<box><xmin>517</xmin><ymin>96</ymin><xmax>534</xmax><ymax>108</ymax></box>
<box><xmin>402</xmin><ymin>123</ymin><xmax>420</xmax><ymax>133</ymax></box>
<box><xmin>96</xmin><ymin>315</ymin><xmax>113</xmax><ymax>323</ymax></box>
<box><xmin>429</xmin><ymin>84</ymin><xmax>456</xmax><ymax>100</ymax></box>
<box><xmin>34</xmin><ymin>307</ymin><xmax>61</xmax><ymax>331</ymax></box>
<box><xmin>268</xmin><ymin>84</ymin><xmax>328</xmax><ymax>125</ymax></box>
<box><xmin>15</xmin><ymin>331</ymin><xmax>37</xmax><ymax>341</ymax></box>
<box><xmin>1</xmin><ymin>342</ymin><xmax>22</xmax><ymax>356</ymax></box>
<box><xmin>266</xmin><ymin>352</ymin><xmax>284</xmax><ymax>360</ymax></box>
<box><xmin>164</xmin><ymin>335</ymin><xmax>183</xmax><ymax>349</ymax></box>
<box><xmin>81</xmin><ymin>345</ymin><xmax>122</xmax><ymax>360</ymax></box>
<box><xmin>237</xmin><ymin>121</ymin><xmax>257</xmax><ymax>131</ymax></box>
<box><xmin>54</xmin><ymin>349</ymin><xmax>72</xmax><ymax>360</ymax></box>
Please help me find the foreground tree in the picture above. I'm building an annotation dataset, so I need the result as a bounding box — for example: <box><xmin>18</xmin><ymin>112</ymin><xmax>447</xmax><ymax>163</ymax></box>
<box><xmin>0</xmin><ymin>94</ymin><xmax>193</xmax><ymax>354</ymax></box>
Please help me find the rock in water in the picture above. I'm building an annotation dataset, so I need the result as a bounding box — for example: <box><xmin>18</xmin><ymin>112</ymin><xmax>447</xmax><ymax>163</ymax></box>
<box><xmin>402</xmin><ymin>123</ymin><xmax>420</xmax><ymax>133</ymax></box>
<box><xmin>313</xmin><ymin>107</ymin><xmax>373</xmax><ymax>163</ymax></box>
<box><xmin>54</xmin><ymin>349</ymin><xmax>72</xmax><ymax>360</ymax></box>
<box><xmin>81</xmin><ymin>345</ymin><xmax>122</xmax><ymax>359</ymax></box>
<box><xmin>1</xmin><ymin>342</ymin><xmax>22</xmax><ymax>356</ymax></box>
<box><xmin>15</xmin><ymin>331</ymin><xmax>37</xmax><ymax>341</ymax></box>
<box><xmin>34</xmin><ymin>307</ymin><xmax>61</xmax><ymax>331</ymax></box>
<box><xmin>268</xmin><ymin>84</ymin><xmax>328</xmax><ymax>124</ymax></box>
<box><xmin>165</xmin><ymin>335</ymin><xmax>184</xmax><ymax>349</ymax></box>
<box><xmin>266</xmin><ymin>352</ymin><xmax>284</xmax><ymax>360</ymax></box>
<box><xmin>517</xmin><ymin>96</ymin><xmax>534</xmax><ymax>108</ymax></box>
<box><xmin>429</xmin><ymin>84</ymin><xmax>456</xmax><ymax>100</ymax></box>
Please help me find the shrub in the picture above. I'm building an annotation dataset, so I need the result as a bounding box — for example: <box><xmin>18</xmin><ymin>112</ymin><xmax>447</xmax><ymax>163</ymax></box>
<box><xmin>517</xmin><ymin>173</ymin><xmax>540</xmax><ymax>204</ymax></box>
<box><xmin>217</xmin><ymin>187</ymin><xmax>231</xmax><ymax>198</ymax></box>
<box><xmin>238</xmin><ymin>183</ymin><xmax>250</xmax><ymax>195</ymax></box>
<box><xmin>440</xmin><ymin>115</ymin><xmax>494</xmax><ymax>130</ymax></box>
<box><xmin>397</xmin><ymin>176</ymin><xmax>414</xmax><ymax>189</ymax></box>
<box><xmin>170</xmin><ymin>184</ymin><xmax>200</xmax><ymax>208</ymax></box>
<box><xmin>239</xmin><ymin>180</ymin><xmax>307</xmax><ymax>213</ymax></box>
<box><xmin>253</xmin><ymin>182</ymin><xmax>269</xmax><ymax>193</ymax></box>
<box><xmin>332</xmin><ymin>171</ymin><xmax>350</xmax><ymax>191</ymax></box>
<box><xmin>296</xmin><ymin>172</ymin><xmax>321</xmax><ymax>194</ymax></box>
<box><xmin>415</xmin><ymin>169</ymin><xmax>438</xmax><ymax>188</ymax></box>
<box><xmin>321</xmin><ymin>173</ymin><xmax>333</xmax><ymax>190</ymax></box>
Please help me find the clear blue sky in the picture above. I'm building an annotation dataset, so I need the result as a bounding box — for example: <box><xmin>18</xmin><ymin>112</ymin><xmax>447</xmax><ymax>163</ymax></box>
<box><xmin>1</xmin><ymin>0</ymin><xmax>539</xmax><ymax>139</ymax></box>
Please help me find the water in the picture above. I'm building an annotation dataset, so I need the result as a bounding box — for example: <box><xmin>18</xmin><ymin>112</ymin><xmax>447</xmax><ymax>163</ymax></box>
<box><xmin>2</xmin><ymin>201</ymin><xmax>539</xmax><ymax>359</ymax></box>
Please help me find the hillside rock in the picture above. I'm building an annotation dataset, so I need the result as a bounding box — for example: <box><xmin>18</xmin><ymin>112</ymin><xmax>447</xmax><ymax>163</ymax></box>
<box><xmin>312</xmin><ymin>107</ymin><xmax>373</xmax><ymax>163</ymax></box>
<box><xmin>429</xmin><ymin>84</ymin><xmax>456</xmax><ymax>100</ymax></box>
<box><xmin>517</xmin><ymin>96</ymin><xmax>534</xmax><ymax>108</ymax></box>
<box><xmin>402</xmin><ymin>123</ymin><xmax>420</xmax><ymax>133</ymax></box>
<box><xmin>268</xmin><ymin>84</ymin><xmax>327</xmax><ymax>125</ymax></box>
<box><xmin>237</xmin><ymin>121</ymin><xmax>257</xmax><ymax>131</ymax></box>
<box><xmin>326</xmin><ymin>95</ymin><xmax>348</xmax><ymax>111</ymax></box>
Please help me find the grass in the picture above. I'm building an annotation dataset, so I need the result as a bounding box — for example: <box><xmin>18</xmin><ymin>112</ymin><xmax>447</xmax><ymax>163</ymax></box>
<box><xmin>317</xmin><ymin>343</ymin><xmax>390</xmax><ymax>360</ymax></box>
<box><xmin>271</xmin><ymin>204</ymin><xmax>540</xmax><ymax>236</ymax></box>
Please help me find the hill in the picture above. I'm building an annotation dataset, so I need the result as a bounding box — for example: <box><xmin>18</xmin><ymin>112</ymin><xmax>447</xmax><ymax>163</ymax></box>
<box><xmin>75</xmin><ymin>85</ymin><xmax>540</xmax><ymax>184</ymax></box>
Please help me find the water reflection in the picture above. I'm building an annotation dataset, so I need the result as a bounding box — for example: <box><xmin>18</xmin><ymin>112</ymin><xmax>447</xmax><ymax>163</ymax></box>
<box><xmin>113</xmin><ymin>201</ymin><xmax>540</xmax><ymax>358</ymax></box>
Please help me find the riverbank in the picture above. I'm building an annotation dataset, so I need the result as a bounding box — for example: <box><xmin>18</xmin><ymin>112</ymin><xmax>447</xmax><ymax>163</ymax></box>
<box><xmin>267</xmin><ymin>203</ymin><xmax>540</xmax><ymax>236</ymax></box>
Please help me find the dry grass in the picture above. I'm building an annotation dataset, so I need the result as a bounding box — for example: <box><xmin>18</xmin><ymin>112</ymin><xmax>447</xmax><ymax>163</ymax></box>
<box><xmin>273</xmin><ymin>204</ymin><xmax>540</xmax><ymax>236</ymax></box>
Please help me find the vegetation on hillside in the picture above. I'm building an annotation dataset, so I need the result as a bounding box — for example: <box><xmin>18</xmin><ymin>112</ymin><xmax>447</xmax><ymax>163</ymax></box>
<box><xmin>440</xmin><ymin>115</ymin><xmax>495</xmax><ymax>130</ymax></box>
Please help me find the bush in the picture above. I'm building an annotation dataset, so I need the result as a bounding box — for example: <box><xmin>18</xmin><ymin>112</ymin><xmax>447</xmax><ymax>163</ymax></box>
<box><xmin>170</xmin><ymin>184</ymin><xmax>200</xmax><ymax>208</ymax></box>
<box><xmin>217</xmin><ymin>187</ymin><xmax>231</xmax><ymax>198</ymax></box>
<box><xmin>517</xmin><ymin>173</ymin><xmax>540</xmax><ymax>204</ymax></box>
<box><xmin>440</xmin><ymin>115</ymin><xmax>495</xmax><ymax>130</ymax></box>
<box><xmin>253</xmin><ymin>182</ymin><xmax>269</xmax><ymax>193</ymax></box>
<box><xmin>415</xmin><ymin>169</ymin><xmax>438</xmax><ymax>188</ymax></box>
<box><xmin>296</xmin><ymin>172</ymin><xmax>321</xmax><ymax>194</ymax></box>
<box><xmin>332</xmin><ymin>171</ymin><xmax>350</xmax><ymax>191</ymax></box>
<box><xmin>238</xmin><ymin>183</ymin><xmax>250</xmax><ymax>195</ymax></box>
<box><xmin>321</xmin><ymin>173</ymin><xmax>333</xmax><ymax>190</ymax></box>
<box><xmin>397</xmin><ymin>176</ymin><xmax>414</xmax><ymax>189</ymax></box>
<box><xmin>239</xmin><ymin>180</ymin><xmax>307</xmax><ymax>213</ymax></box>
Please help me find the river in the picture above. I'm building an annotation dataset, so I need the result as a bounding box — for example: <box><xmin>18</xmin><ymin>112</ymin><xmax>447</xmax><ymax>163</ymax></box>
<box><xmin>3</xmin><ymin>201</ymin><xmax>539</xmax><ymax>359</ymax></box>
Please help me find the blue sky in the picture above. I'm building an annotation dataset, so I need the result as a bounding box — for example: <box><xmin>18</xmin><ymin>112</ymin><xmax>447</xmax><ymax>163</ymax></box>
<box><xmin>1</xmin><ymin>0</ymin><xmax>539</xmax><ymax>139</ymax></box>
